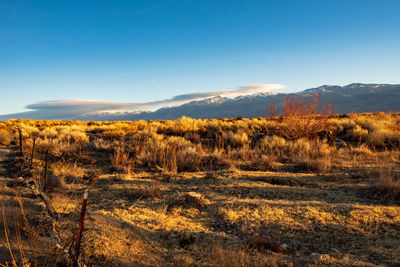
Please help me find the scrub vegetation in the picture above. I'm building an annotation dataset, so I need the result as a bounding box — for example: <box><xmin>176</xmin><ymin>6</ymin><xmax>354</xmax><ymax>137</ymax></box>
<box><xmin>1</xmin><ymin>110</ymin><xmax>400</xmax><ymax>266</ymax></box>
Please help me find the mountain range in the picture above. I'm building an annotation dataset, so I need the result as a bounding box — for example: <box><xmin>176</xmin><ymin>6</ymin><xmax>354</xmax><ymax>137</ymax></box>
<box><xmin>1</xmin><ymin>83</ymin><xmax>399</xmax><ymax>121</ymax></box>
<box><xmin>79</xmin><ymin>83</ymin><xmax>400</xmax><ymax>121</ymax></box>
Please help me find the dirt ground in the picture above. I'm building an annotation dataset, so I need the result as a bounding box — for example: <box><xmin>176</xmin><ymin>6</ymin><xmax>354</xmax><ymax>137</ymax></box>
<box><xmin>1</xmin><ymin>146</ymin><xmax>400</xmax><ymax>266</ymax></box>
<box><xmin>0</xmin><ymin>148</ymin><xmax>42</xmax><ymax>264</ymax></box>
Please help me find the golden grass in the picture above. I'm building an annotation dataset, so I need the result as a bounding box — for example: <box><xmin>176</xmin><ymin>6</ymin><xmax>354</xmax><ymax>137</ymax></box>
<box><xmin>1</xmin><ymin>113</ymin><xmax>400</xmax><ymax>266</ymax></box>
<box><xmin>0</xmin><ymin>128</ymin><xmax>11</xmax><ymax>146</ymax></box>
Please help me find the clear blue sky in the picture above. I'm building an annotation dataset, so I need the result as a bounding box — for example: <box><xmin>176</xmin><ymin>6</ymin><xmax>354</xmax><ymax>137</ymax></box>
<box><xmin>1</xmin><ymin>0</ymin><xmax>399</xmax><ymax>114</ymax></box>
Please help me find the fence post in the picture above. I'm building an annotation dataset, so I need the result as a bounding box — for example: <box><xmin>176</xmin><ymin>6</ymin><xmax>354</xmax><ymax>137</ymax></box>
<box><xmin>73</xmin><ymin>189</ymin><xmax>89</xmax><ymax>267</ymax></box>
<box><xmin>42</xmin><ymin>150</ymin><xmax>48</xmax><ymax>191</ymax></box>
<box><xmin>30</xmin><ymin>138</ymin><xmax>36</xmax><ymax>168</ymax></box>
<box><xmin>18</xmin><ymin>129</ymin><xmax>23</xmax><ymax>156</ymax></box>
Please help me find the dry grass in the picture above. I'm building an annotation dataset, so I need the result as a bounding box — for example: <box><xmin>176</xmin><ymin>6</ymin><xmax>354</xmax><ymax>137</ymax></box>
<box><xmin>0</xmin><ymin>113</ymin><xmax>400</xmax><ymax>266</ymax></box>
<box><xmin>1</xmin><ymin>188</ymin><xmax>64</xmax><ymax>266</ymax></box>
<box><xmin>373</xmin><ymin>168</ymin><xmax>400</xmax><ymax>201</ymax></box>
<box><xmin>203</xmin><ymin>242</ymin><xmax>279</xmax><ymax>267</ymax></box>
<box><xmin>0</xmin><ymin>129</ymin><xmax>12</xmax><ymax>146</ymax></box>
<box><xmin>111</xmin><ymin>146</ymin><xmax>134</xmax><ymax>175</ymax></box>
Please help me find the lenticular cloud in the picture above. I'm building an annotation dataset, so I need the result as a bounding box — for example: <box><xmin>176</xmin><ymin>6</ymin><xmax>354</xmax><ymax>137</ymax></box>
<box><xmin>0</xmin><ymin>83</ymin><xmax>286</xmax><ymax>120</ymax></box>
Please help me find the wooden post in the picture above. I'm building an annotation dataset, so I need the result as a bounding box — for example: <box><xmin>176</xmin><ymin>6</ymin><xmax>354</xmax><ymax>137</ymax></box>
<box><xmin>18</xmin><ymin>129</ymin><xmax>23</xmax><ymax>156</ymax></box>
<box><xmin>42</xmin><ymin>150</ymin><xmax>48</xmax><ymax>192</ymax></box>
<box><xmin>73</xmin><ymin>189</ymin><xmax>89</xmax><ymax>267</ymax></box>
<box><xmin>30</xmin><ymin>138</ymin><xmax>36</xmax><ymax>168</ymax></box>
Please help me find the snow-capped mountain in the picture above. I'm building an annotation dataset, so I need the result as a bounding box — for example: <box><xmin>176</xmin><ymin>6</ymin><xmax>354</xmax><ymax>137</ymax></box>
<box><xmin>299</xmin><ymin>85</ymin><xmax>341</xmax><ymax>94</ymax></box>
<box><xmin>70</xmin><ymin>83</ymin><xmax>399</xmax><ymax>121</ymax></box>
<box><xmin>1</xmin><ymin>83</ymin><xmax>399</xmax><ymax>121</ymax></box>
<box><xmin>188</xmin><ymin>96</ymin><xmax>230</xmax><ymax>106</ymax></box>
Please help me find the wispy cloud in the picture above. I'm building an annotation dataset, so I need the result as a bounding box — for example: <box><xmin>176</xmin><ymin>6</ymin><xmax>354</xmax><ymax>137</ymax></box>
<box><xmin>0</xmin><ymin>83</ymin><xmax>285</xmax><ymax>120</ymax></box>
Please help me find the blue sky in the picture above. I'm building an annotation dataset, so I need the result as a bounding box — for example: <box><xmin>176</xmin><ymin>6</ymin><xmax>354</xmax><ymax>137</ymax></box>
<box><xmin>1</xmin><ymin>0</ymin><xmax>399</xmax><ymax>115</ymax></box>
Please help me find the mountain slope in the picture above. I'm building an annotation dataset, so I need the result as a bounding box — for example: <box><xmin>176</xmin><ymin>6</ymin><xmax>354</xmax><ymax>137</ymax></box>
<box><xmin>1</xmin><ymin>83</ymin><xmax>399</xmax><ymax>121</ymax></box>
<box><xmin>78</xmin><ymin>83</ymin><xmax>400</xmax><ymax>121</ymax></box>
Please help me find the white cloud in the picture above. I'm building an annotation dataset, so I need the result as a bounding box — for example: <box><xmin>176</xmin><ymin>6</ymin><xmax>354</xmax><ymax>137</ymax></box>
<box><xmin>0</xmin><ymin>83</ymin><xmax>286</xmax><ymax>120</ymax></box>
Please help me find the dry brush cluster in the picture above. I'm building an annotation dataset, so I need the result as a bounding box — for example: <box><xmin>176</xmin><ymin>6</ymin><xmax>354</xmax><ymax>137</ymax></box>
<box><xmin>1</xmin><ymin>109</ymin><xmax>400</xmax><ymax>265</ymax></box>
<box><xmin>1</xmin><ymin>111</ymin><xmax>399</xmax><ymax>194</ymax></box>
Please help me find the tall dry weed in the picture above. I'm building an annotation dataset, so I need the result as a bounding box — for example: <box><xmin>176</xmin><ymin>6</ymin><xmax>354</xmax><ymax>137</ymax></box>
<box><xmin>267</xmin><ymin>94</ymin><xmax>333</xmax><ymax>140</ymax></box>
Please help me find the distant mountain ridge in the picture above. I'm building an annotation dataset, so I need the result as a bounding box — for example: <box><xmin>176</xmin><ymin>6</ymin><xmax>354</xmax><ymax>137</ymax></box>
<box><xmin>1</xmin><ymin>83</ymin><xmax>399</xmax><ymax>121</ymax></box>
<box><xmin>79</xmin><ymin>83</ymin><xmax>400</xmax><ymax>121</ymax></box>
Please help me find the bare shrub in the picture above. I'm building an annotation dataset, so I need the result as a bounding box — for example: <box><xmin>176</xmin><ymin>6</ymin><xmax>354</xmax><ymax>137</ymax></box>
<box><xmin>267</xmin><ymin>94</ymin><xmax>333</xmax><ymax>140</ymax></box>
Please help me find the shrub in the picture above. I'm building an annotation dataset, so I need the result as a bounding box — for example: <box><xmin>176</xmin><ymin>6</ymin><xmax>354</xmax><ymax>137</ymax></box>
<box><xmin>39</xmin><ymin>127</ymin><xmax>58</xmax><ymax>139</ymax></box>
<box><xmin>346</xmin><ymin>125</ymin><xmax>369</xmax><ymax>142</ymax></box>
<box><xmin>367</xmin><ymin>128</ymin><xmax>400</xmax><ymax>148</ymax></box>
<box><xmin>176</xmin><ymin>145</ymin><xmax>204</xmax><ymax>171</ymax></box>
<box><xmin>0</xmin><ymin>128</ymin><xmax>12</xmax><ymax>146</ymax></box>
<box><xmin>223</xmin><ymin>130</ymin><xmax>249</xmax><ymax>148</ymax></box>
<box><xmin>267</xmin><ymin>94</ymin><xmax>333</xmax><ymax>140</ymax></box>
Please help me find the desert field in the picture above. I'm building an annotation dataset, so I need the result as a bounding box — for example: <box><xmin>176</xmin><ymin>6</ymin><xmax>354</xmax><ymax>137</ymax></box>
<box><xmin>0</xmin><ymin>112</ymin><xmax>399</xmax><ymax>266</ymax></box>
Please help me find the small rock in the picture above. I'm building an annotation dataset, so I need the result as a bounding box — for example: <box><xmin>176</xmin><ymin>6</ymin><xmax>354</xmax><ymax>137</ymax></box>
<box><xmin>311</xmin><ymin>253</ymin><xmax>330</xmax><ymax>261</ymax></box>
